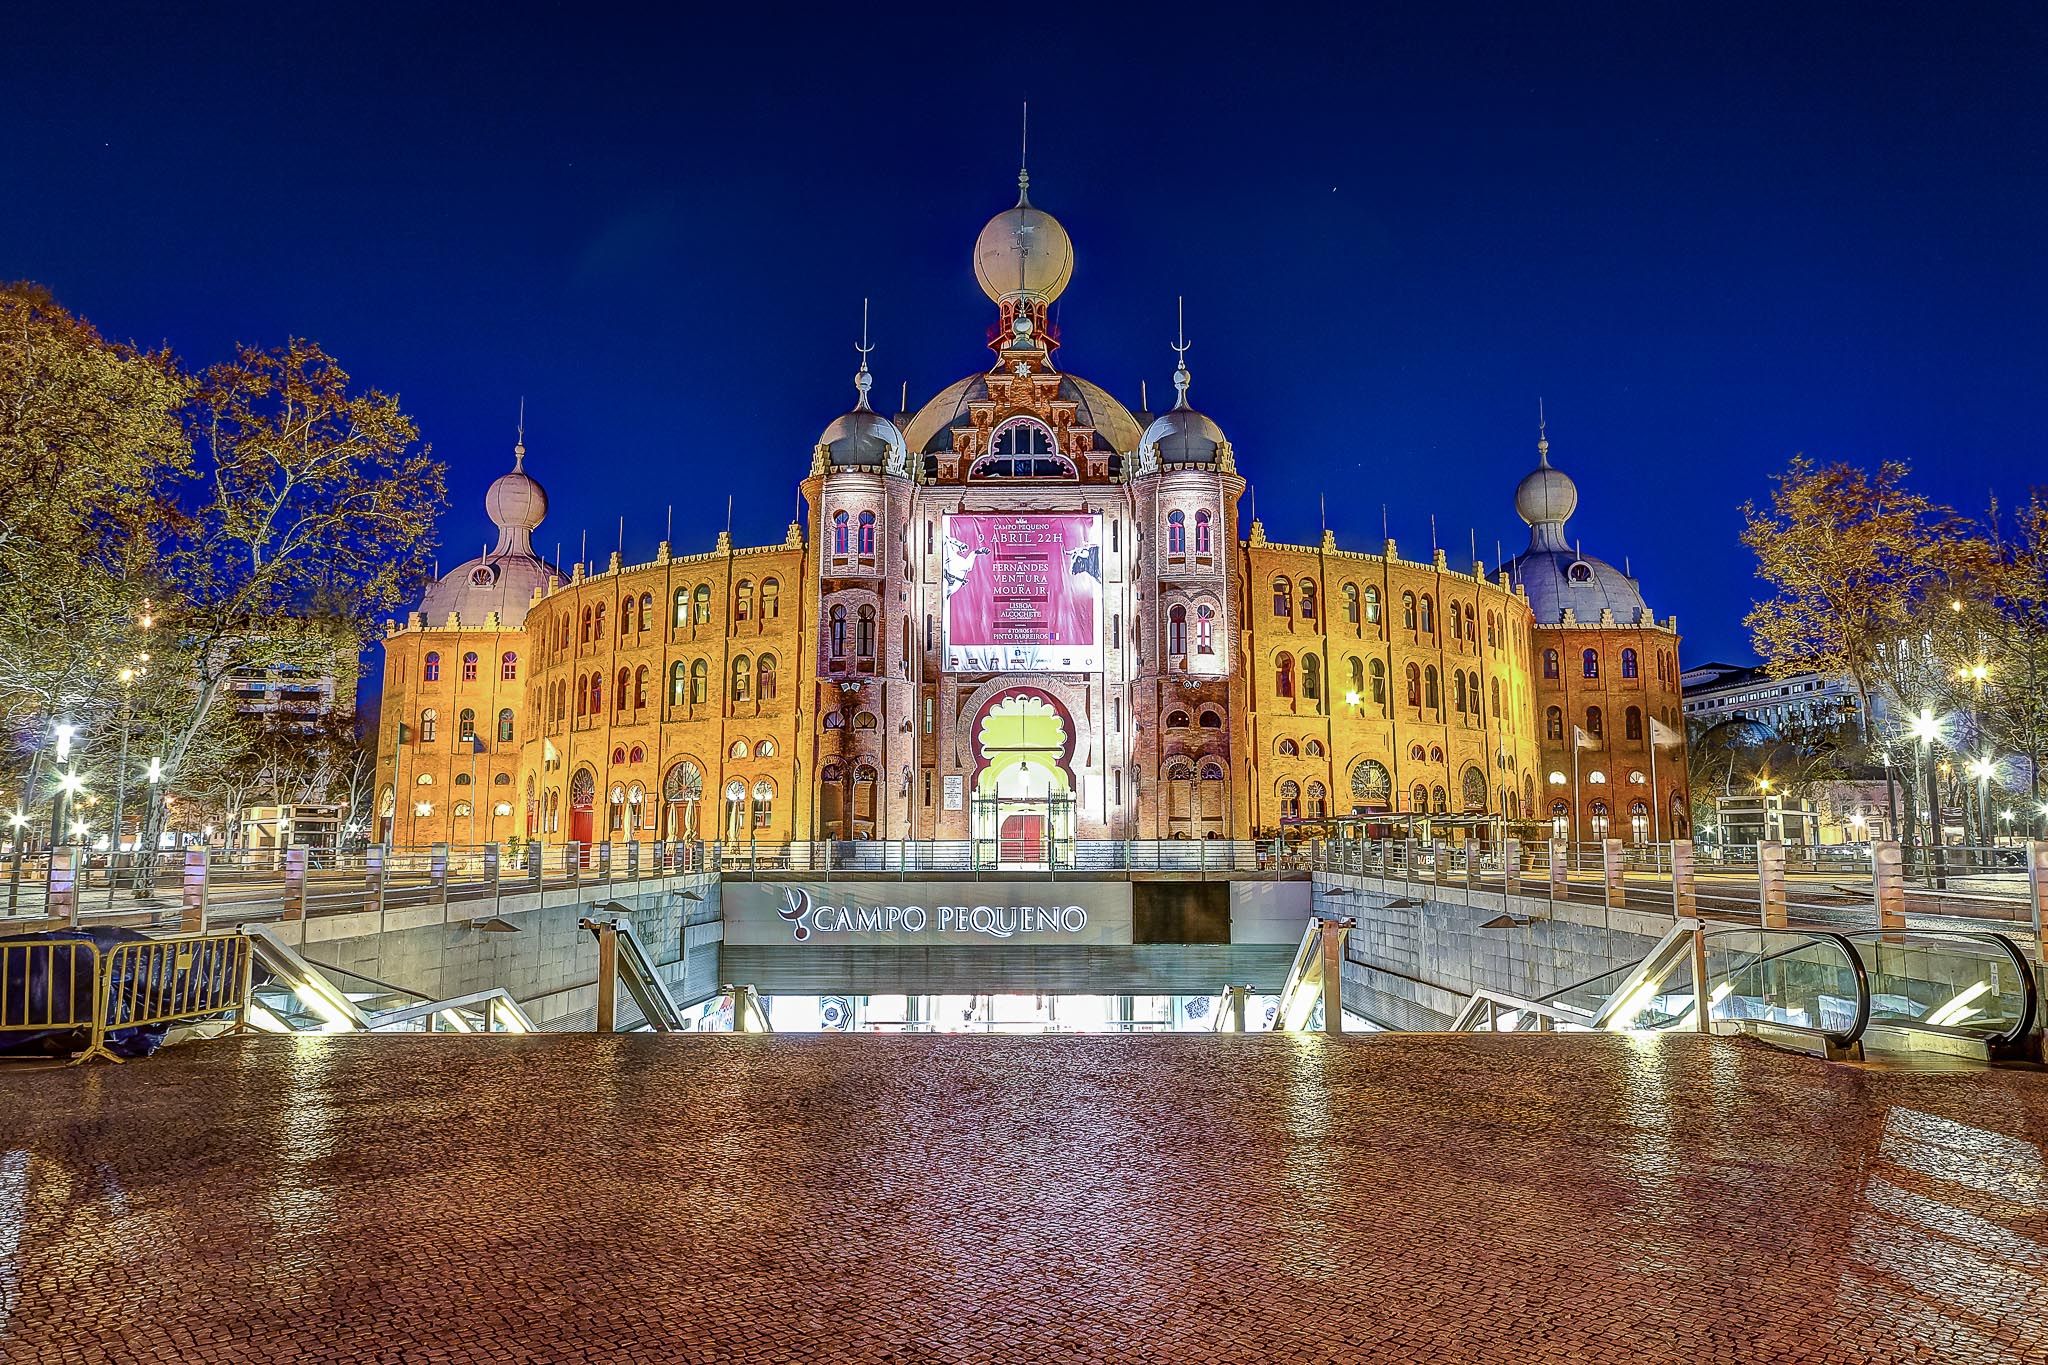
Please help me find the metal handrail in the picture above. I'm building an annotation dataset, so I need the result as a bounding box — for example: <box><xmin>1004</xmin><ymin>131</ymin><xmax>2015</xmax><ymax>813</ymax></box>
<box><xmin>1701</xmin><ymin>926</ymin><xmax>1871</xmax><ymax>1051</ymax></box>
<box><xmin>1844</xmin><ymin>928</ymin><xmax>2037</xmax><ymax>1048</ymax></box>
<box><xmin>1450</xmin><ymin>989</ymin><xmax>1597</xmax><ymax>1032</ymax></box>
<box><xmin>370</xmin><ymin>989</ymin><xmax>535</xmax><ymax>1033</ymax></box>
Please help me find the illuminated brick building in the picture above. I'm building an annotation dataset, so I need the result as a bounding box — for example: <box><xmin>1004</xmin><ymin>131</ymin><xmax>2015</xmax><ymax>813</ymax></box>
<box><xmin>375</xmin><ymin>176</ymin><xmax>1686</xmax><ymax>850</ymax></box>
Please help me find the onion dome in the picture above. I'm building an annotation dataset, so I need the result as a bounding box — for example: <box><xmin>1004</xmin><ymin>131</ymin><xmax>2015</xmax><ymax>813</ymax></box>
<box><xmin>1502</xmin><ymin>410</ymin><xmax>1650</xmax><ymax>624</ymax></box>
<box><xmin>1134</xmin><ymin>305</ymin><xmax>1227</xmax><ymax>471</ymax></box>
<box><xmin>420</xmin><ymin>419</ymin><xmax>558</xmax><ymax>627</ymax></box>
<box><xmin>818</xmin><ymin>321</ymin><xmax>907</xmax><ymax>473</ymax></box>
<box><xmin>973</xmin><ymin>165</ymin><xmax>1074</xmax><ymax>306</ymax></box>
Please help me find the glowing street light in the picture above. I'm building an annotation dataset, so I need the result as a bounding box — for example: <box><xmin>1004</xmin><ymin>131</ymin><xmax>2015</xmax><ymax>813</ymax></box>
<box><xmin>1908</xmin><ymin>710</ymin><xmax>1943</xmax><ymax>744</ymax></box>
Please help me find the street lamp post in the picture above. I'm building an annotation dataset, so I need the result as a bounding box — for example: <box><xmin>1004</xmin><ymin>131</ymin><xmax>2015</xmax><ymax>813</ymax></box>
<box><xmin>46</xmin><ymin>722</ymin><xmax>77</xmax><ymax>852</ymax></box>
<box><xmin>1908</xmin><ymin>709</ymin><xmax>1946</xmax><ymax>888</ymax></box>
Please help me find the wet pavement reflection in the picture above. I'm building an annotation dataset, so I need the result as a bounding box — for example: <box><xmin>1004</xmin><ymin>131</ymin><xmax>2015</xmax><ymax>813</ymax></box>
<box><xmin>2</xmin><ymin>1033</ymin><xmax>2046</xmax><ymax>1363</ymax></box>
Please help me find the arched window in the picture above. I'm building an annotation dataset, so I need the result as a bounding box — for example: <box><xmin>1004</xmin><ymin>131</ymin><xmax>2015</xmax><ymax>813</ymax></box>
<box><xmin>461</xmin><ymin>651</ymin><xmax>478</xmax><ymax>681</ymax></box>
<box><xmin>735</xmin><ymin>579</ymin><xmax>753</xmax><ymax>621</ymax></box>
<box><xmin>1621</xmin><ymin>647</ymin><xmax>1638</xmax><ymax>678</ymax></box>
<box><xmin>1166</xmin><ymin>710</ymin><xmax>1190</xmax><ymax>729</ymax></box>
<box><xmin>1405</xmin><ymin>662</ymin><xmax>1422</xmax><ymax>707</ymax></box>
<box><xmin>1402</xmin><ymin>592</ymin><xmax>1417</xmax><ymax>630</ymax></box>
<box><xmin>732</xmin><ymin>656</ymin><xmax>752</xmax><ymax>702</ymax></box>
<box><xmin>1307</xmin><ymin>782</ymin><xmax>1328</xmax><ymax>819</ymax></box>
<box><xmin>832</xmin><ymin>511</ymin><xmax>849</xmax><ymax>555</ymax></box>
<box><xmin>1364</xmin><ymin>586</ymin><xmax>1381</xmax><ymax>625</ymax></box>
<box><xmin>829</xmin><ymin>604</ymin><xmax>848</xmax><ymax>656</ymax></box>
<box><xmin>619</xmin><ymin>603</ymin><xmax>632</xmax><ymax>638</ymax></box>
<box><xmin>1424</xmin><ymin>665</ymin><xmax>1440</xmax><ymax>712</ymax></box>
<box><xmin>1346</xmin><ymin>655</ymin><xmax>1364</xmax><ymax>698</ymax></box>
<box><xmin>857</xmin><ymin>511</ymin><xmax>876</xmax><ymax>557</ymax></box>
<box><xmin>1411</xmin><ymin>783</ymin><xmax>1429</xmax><ymax>812</ymax></box>
<box><xmin>1462</xmin><ymin>767</ymin><xmax>1488</xmax><ymax>812</ymax></box>
<box><xmin>761</xmin><ymin>578</ymin><xmax>780</xmax><ymax>619</ymax></box>
<box><xmin>757</xmin><ymin>738</ymin><xmax>776</xmax><ymax>758</ymax></box>
<box><xmin>1195</xmin><ymin>604</ymin><xmax>1215</xmax><ymax>654</ymax></box>
<box><xmin>1583</xmin><ymin>648</ymin><xmax>1600</xmax><ymax>678</ymax></box>
<box><xmin>1272</xmin><ymin>578</ymin><xmax>1291</xmax><ymax>616</ymax></box>
<box><xmin>1625</xmin><ymin>706</ymin><xmax>1643</xmax><ymax>740</ymax></box>
<box><xmin>1453</xmin><ymin>671</ymin><xmax>1468</xmax><ymax>713</ymax></box>
<box><xmin>423</xmin><ymin>652</ymin><xmax>441</xmax><ymax>682</ymax></box>
<box><xmin>672</xmin><ymin>588</ymin><xmax>689</xmax><ymax>628</ymax></box>
<box><xmin>1448</xmin><ymin>605</ymin><xmax>1462</xmax><ymax>642</ymax></box>
<box><xmin>1167</xmin><ymin>510</ymin><xmax>1186</xmax><ymax>553</ymax></box>
<box><xmin>580</xmin><ymin>607</ymin><xmax>593</xmax><ymax>643</ymax></box>
<box><xmin>589</xmin><ymin>672</ymin><xmax>603</xmax><ymax>713</ymax></box>
<box><xmin>1168</xmin><ymin>604</ymin><xmax>1187</xmax><ymax>655</ymax></box>
<box><xmin>693</xmin><ymin>584</ymin><xmax>711</xmax><ymax>624</ymax></box>
<box><xmin>501</xmin><ymin>651</ymin><xmax>518</xmax><ymax>680</ymax></box>
<box><xmin>1419</xmin><ymin>595</ymin><xmax>1435</xmax><ymax>635</ymax></box>
<box><xmin>458</xmin><ymin>708</ymin><xmax>476</xmax><ymax>741</ymax></box>
<box><xmin>1278</xmin><ymin>738</ymin><xmax>1299</xmax><ymax>756</ymax></box>
<box><xmin>420</xmin><ymin>708</ymin><xmax>438</xmax><ymax>742</ymax></box>
<box><xmin>690</xmin><ymin>659</ymin><xmax>708</xmax><ymax>705</ymax></box>
<box><xmin>638</xmin><ymin>592</ymin><xmax>652</xmax><ymax>632</ymax></box>
<box><xmin>1279</xmin><ymin>780</ymin><xmax>1302</xmax><ymax>821</ymax></box>
<box><xmin>1342</xmin><ymin>583</ymin><xmax>1360</xmax><ymax>624</ymax></box>
<box><xmin>1305</xmin><ymin>739</ymin><xmax>1325</xmax><ymax>757</ymax></box>
<box><xmin>1302</xmin><ymin>655</ymin><xmax>1322</xmax><ymax>706</ymax></box>
<box><xmin>633</xmin><ymin>665</ymin><xmax>649</xmax><ymax>709</ymax></box>
<box><xmin>1590</xmin><ymin>801</ymin><xmax>1611</xmax><ymax>840</ymax></box>
<box><xmin>1199</xmin><ymin>709</ymin><xmax>1223</xmax><ymax>729</ymax></box>
<box><xmin>1194</xmin><ymin>510</ymin><xmax>1212</xmax><ymax>553</ymax></box>
<box><xmin>1369</xmin><ymin>658</ymin><xmax>1387</xmax><ymax>708</ymax></box>
<box><xmin>670</xmin><ymin>661</ymin><xmax>688</xmax><ymax>706</ymax></box>
<box><xmin>758</xmin><ymin>654</ymin><xmax>778</xmax><ymax>699</ymax></box>
<box><xmin>1275</xmin><ymin>653</ymin><xmax>1295</xmax><ymax>697</ymax></box>
<box><xmin>1545</xmin><ymin>706</ymin><xmax>1563</xmax><ymax>741</ymax></box>
<box><xmin>1543</xmin><ymin>648</ymin><xmax>1559</xmax><ymax>679</ymax></box>
<box><xmin>593</xmin><ymin>602</ymin><xmax>605</xmax><ymax>638</ymax></box>
<box><xmin>856</xmin><ymin>604</ymin><xmax>876</xmax><ymax>658</ymax></box>
<box><xmin>1491</xmin><ymin>678</ymin><xmax>1501</xmax><ymax>718</ymax></box>
<box><xmin>1586</xmin><ymin>705</ymin><xmax>1604</xmax><ymax>737</ymax></box>
<box><xmin>752</xmin><ymin>779</ymin><xmax>775</xmax><ymax>829</ymax></box>
<box><xmin>575</xmin><ymin>675</ymin><xmax>588</xmax><ymax>717</ymax></box>
<box><xmin>497</xmin><ymin>708</ymin><xmax>515</xmax><ymax>743</ymax></box>
<box><xmin>1300</xmin><ymin>580</ymin><xmax>1318</xmax><ymax>620</ymax></box>
<box><xmin>730</xmin><ymin>739</ymin><xmax>750</xmax><ymax>760</ymax></box>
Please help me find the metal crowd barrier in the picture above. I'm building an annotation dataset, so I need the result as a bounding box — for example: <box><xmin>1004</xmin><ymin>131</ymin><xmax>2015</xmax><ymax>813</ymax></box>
<box><xmin>0</xmin><ymin>929</ymin><xmax>253</xmax><ymax>1064</ymax></box>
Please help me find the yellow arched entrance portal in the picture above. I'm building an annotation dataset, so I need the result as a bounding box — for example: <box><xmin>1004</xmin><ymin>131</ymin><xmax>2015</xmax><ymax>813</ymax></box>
<box><xmin>973</xmin><ymin>692</ymin><xmax>1074</xmax><ymax>866</ymax></box>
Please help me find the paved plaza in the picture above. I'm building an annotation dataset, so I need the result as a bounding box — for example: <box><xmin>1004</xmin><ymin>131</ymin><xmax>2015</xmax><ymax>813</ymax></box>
<box><xmin>3</xmin><ymin>1033</ymin><xmax>2046</xmax><ymax>1363</ymax></box>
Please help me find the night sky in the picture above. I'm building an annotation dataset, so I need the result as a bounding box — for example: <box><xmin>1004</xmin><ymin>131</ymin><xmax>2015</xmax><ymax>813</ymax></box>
<box><xmin>10</xmin><ymin>4</ymin><xmax>2045</xmax><ymax>671</ymax></box>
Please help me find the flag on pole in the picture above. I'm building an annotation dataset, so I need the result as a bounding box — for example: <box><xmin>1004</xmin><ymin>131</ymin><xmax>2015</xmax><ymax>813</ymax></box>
<box><xmin>1573</xmin><ymin>725</ymin><xmax>1600</xmax><ymax>750</ymax></box>
<box><xmin>1649</xmin><ymin>716</ymin><xmax>1682</xmax><ymax>749</ymax></box>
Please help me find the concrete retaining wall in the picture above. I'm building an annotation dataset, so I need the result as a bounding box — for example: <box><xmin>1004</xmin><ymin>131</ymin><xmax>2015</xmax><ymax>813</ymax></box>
<box><xmin>262</xmin><ymin>872</ymin><xmax>721</xmax><ymax>1026</ymax></box>
<box><xmin>1316</xmin><ymin>872</ymin><xmax>1677</xmax><ymax>1030</ymax></box>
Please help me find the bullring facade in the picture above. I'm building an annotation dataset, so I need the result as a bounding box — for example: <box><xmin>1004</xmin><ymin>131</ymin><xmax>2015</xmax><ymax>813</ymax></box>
<box><xmin>375</xmin><ymin>179</ymin><xmax>1687</xmax><ymax>851</ymax></box>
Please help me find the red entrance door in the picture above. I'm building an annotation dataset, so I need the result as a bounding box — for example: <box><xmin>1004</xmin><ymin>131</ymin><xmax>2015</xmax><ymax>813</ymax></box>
<box><xmin>570</xmin><ymin>801</ymin><xmax>594</xmax><ymax>857</ymax></box>
<box><xmin>999</xmin><ymin>814</ymin><xmax>1044</xmax><ymax>864</ymax></box>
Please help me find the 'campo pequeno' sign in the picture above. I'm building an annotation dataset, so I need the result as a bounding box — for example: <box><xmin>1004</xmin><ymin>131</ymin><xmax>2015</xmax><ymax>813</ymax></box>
<box><xmin>721</xmin><ymin>881</ymin><xmax>1133</xmax><ymax>947</ymax></box>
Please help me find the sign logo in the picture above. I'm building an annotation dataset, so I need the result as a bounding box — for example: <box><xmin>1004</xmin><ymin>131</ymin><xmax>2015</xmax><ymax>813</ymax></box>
<box><xmin>777</xmin><ymin>886</ymin><xmax>814</xmax><ymax>941</ymax></box>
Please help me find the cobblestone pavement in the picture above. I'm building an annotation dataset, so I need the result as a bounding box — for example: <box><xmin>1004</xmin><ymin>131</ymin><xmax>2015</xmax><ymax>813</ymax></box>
<box><xmin>3</xmin><ymin>1033</ymin><xmax>2047</xmax><ymax>1363</ymax></box>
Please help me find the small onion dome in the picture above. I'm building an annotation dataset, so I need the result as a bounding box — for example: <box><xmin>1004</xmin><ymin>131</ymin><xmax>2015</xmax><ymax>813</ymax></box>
<box><xmin>1515</xmin><ymin>465</ymin><xmax>1579</xmax><ymax>538</ymax></box>
<box><xmin>819</xmin><ymin>360</ymin><xmax>908</xmax><ymax>470</ymax></box>
<box><xmin>973</xmin><ymin>176</ymin><xmax>1074</xmax><ymax>304</ymax></box>
<box><xmin>1515</xmin><ymin>418</ymin><xmax>1578</xmax><ymax>547</ymax></box>
<box><xmin>1135</xmin><ymin>354</ymin><xmax>1225</xmax><ymax>468</ymax></box>
<box><xmin>1137</xmin><ymin>406</ymin><xmax>1227</xmax><ymax>467</ymax></box>
<box><xmin>420</xmin><ymin>434</ymin><xmax>556</xmax><ymax>627</ymax></box>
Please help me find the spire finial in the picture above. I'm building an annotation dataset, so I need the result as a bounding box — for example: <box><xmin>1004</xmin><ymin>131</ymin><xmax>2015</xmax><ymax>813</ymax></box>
<box><xmin>514</xmin><ymin>397</ymin><xmax>526</xmax><ymax>470</ymax></box>
<box><xmin>853</xmin><ymin>297</ymin><xmax>875</xmax><ymax>411</ymax></box>
<box><xmin>1170</xmin><ymin>296</ymin><xmax>1192</xmax><ymax>409</ymax></box>
<box><xmin>1537</xmin><ymin>397</ymin><xmax>1549</xmax><ymax>467</ymax></box>
<box><xmin>1017</xmin><ymin>101</ymin><xmax>1030</xmax><ymax>205</ymax></box>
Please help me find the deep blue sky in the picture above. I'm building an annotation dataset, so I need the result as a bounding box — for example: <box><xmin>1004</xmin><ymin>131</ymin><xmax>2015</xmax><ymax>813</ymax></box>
<box><xmin>10</xmin><ymin>3</ymin><xmax>2046</xmax><ymax>669</ymax></box>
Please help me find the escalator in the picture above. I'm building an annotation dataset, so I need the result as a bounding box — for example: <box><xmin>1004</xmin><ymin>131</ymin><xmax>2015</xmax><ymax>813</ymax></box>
<box><xmin>1455</xmin><ymin>919</ymin><xmax>2040</xmax><ymax>1066</ymax></box>
<box><xmin>240</xmin><ymin>927</ymin><xmax>534</xmax><ymax>1034</ymax></box>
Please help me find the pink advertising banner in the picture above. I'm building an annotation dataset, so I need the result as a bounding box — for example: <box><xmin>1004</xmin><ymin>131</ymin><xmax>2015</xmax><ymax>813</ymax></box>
<box><xmin>940</xmin><ymin>514</ymin><xmax>1103</xmax><ymax>673</ymax></box>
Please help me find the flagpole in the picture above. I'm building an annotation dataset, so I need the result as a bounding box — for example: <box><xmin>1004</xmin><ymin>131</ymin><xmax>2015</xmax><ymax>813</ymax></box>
<box><xmin>1649</xmin><ymin>736</ymin><xmax>1662</xmax><ymax>844</ymax></box>
<box><xmin>1572</xmin><ymin>728</ymin><xmax>1583</xmax><ymax>871</ymax></box>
